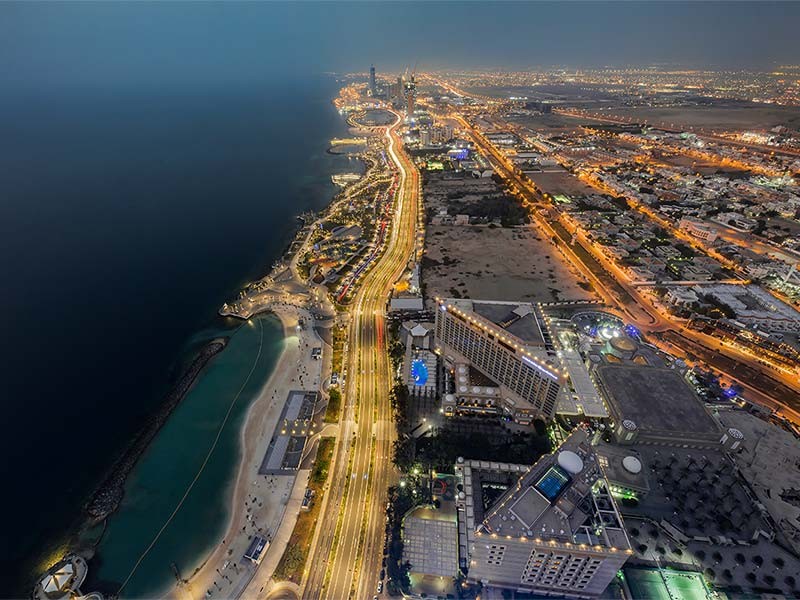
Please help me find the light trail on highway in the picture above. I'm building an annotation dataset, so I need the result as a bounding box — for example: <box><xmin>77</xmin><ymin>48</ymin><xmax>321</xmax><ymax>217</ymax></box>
<box><xmin>301</xmin><ymin>109</ymin><xmax>419</xmax><ymax>600</ymax></box>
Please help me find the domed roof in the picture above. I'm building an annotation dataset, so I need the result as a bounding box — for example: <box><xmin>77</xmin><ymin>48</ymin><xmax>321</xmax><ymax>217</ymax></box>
<box><xmin>557</xmin><ymin>450</ymin><xmax>584</xmax><ymax>474</ymax></box>
<box><xmin>622</xmin><ymin>456</ymin><xmax>642</xmax><ymax>474</ymax></box>
<box><xmin>610</xmin><ymin>336</ymin><xmax>637</xmax><ymax>352</ymax></box>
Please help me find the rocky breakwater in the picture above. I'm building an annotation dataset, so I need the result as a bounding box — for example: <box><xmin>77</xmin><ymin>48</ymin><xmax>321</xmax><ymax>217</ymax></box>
<box><xmin>85</xmin><ymin>338</ymin><xmax>228</xmax><ymax>521</ymax></box>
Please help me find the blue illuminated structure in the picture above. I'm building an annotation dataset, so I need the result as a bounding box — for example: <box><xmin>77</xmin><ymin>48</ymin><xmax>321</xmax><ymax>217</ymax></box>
<box><xmin>535</xmin><ymin>466</ymin><xmax>570</xmax><ymax>501</ymax></box>
<box><xmin>411</xmin><ymin>359</ymin><xmax>428</xmax><ymax>386</ymax></box>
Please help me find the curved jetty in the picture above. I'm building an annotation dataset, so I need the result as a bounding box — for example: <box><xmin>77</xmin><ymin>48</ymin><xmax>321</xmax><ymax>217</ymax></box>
<box><xmin>85</xmin><ymin>338</ymin><xmax>228</xmax><ymax>521</ymax></box>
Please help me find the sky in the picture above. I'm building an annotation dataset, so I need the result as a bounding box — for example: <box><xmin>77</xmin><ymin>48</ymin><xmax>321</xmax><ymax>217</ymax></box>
<box><xmin>1</xmin><ymin>1</ymin><xmax>799</xmax><ymax>89</ymax></box>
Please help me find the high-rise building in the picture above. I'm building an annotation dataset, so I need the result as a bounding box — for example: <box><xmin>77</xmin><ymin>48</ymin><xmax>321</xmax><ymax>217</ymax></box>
<box><xmin>420</xmin><ymin>128</ymin><xmax>431</xmax><ymax>147</ymax></box>
<box><xmin>404</xmin><ymin>76</ymin><xmax>416</xmax><ymax>116</ymax></box>
<box><xmin>369</xmin><ymin>64</ymin><xmax>376</xmax><ymax>96</ymax></box>
<box><xmin>456</xmin><ymin>428</ymin><xmax>632</xmax><ymax>598</ymax></box>
<box><xmin>434</xmin><ymin>298</ymin><xmax>564</xmax><ymax>424</ymax></box>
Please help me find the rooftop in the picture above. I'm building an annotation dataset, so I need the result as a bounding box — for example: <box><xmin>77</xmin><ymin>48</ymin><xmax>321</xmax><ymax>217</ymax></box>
<box><xmin>446</xmin><ymin>298</ymin><xmax>547</xmax><ymax>348</ymax></box>
<box><xmin>596</xmin><ymin>365</ymin><xmax>718</xmax><ymax>437</ymax></box>
<box><xmin>403</xmin><ymin>506</ymin><xmax>459</xmax><ymax>578</ymax></box>
<box><xmin>477</xmin><ymin>429</ymin><xmax>630</xmax><ymax>551</ymax></box>
<box><xmin>594</xmin><ymin>443</ymin><xmax>650</xmax><ymax>495</ymax></box>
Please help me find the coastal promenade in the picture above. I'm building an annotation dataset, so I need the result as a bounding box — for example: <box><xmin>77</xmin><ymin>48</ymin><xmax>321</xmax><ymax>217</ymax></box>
<box><xmin>301</xmin><ymin>111</ymin><xmax>419</xmax><ymax>600</ymax></box>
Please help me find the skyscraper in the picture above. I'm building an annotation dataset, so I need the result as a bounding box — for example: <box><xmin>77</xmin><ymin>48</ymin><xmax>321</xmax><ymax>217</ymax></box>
<box><xmin>404</xmin><ymin>75</ymin><xmax>416</xmax><ymax>115</ymax></box>
<box><xmin>369</xmin><ymin>64</ymin><xmax>376</xmax><ymax>96</ymax></box>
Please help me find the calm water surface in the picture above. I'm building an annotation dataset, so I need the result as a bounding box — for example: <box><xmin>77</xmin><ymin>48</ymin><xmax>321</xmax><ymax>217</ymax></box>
<box><xmin>0</xmin><ymin>75</ymin><xmax>353</xmax><ymax>594</ymax></box>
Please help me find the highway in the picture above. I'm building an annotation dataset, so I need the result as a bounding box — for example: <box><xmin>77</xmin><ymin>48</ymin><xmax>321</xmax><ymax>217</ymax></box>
<box><xmin>302</xmin><ymin>110</ymin><xmax>419</xmax><ymax>600</ymax></box>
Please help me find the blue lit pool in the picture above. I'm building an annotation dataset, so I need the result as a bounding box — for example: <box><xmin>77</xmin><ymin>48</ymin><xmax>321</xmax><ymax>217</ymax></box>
<box><xmin>410</xmin><ymin>359</ymin><xmax>428</xmax><ymax>386</ymax></box>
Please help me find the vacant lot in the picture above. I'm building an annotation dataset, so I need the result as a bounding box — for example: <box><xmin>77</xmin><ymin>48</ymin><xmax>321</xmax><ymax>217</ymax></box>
<box><xmin>527</xmin><ymin>171</ymin><xmax>597</xmax><ymax>197</ymax></box>
<box><xmin>422</xmin><ymin>224</ymin><xmax>597</xmax><ymax>305</ymax></box>
<box><xmin>507</xmin><ymin>111</ymin><xmax>609</xmax><ymax>135</ymax></box>
<box><xmin>603</xmin><ymin>105</ymin><xmax>800</xmax><ymax>131</ymax></box>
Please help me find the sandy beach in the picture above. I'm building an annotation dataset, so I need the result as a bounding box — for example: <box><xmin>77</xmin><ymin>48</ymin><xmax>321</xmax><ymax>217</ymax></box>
<box><xmin>165</xmin><ymin>303</ymin><xmax>327</xmax><ymax>600</ymax></box>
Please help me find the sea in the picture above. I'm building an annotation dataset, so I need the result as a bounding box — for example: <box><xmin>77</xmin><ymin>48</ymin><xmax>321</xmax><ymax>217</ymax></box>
<box><xmin>0</xmin><ymin>75</ymin><xmax>357</xmax><ymax>595</ymax></box>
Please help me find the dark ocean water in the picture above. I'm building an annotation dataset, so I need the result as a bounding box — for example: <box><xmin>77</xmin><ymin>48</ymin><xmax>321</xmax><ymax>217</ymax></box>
<box><xmin>0</xmin><ymin>76</ymin><xmax>351</xmax><ymax>595</ymax></box>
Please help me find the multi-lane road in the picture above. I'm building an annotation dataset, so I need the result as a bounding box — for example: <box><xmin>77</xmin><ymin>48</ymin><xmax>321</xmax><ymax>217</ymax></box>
<box><xmin>302</xmin><ymin>110</ymin><xmax>419</xmax><ymax>600</ymax></box>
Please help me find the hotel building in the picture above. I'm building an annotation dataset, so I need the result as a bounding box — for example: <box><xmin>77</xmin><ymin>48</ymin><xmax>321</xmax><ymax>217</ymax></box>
<box><xmin>434</xmin><ymin>298</ymin><xmax>564</xmax><ymax>424</ymax></box>
<box><xmin>456</xmin><ymin>429</ymin><xmax>632</xmax><ymax>598</ymax></box>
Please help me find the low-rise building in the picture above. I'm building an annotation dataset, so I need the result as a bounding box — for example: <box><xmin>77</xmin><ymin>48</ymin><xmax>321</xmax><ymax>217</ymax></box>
<box><xmin>679</xmin><ymin>217</ymin><xmax>718</xmax><ymax>242</ymax></box>
<box><xmin>665</xmin><ymin>287</ymin><xmax>699</xmax><ymax>307</ymax></box>
<box><xmin>697</xmin><ymin>284</ymin><xmax>800</xmax><ymax>333</ymax></box>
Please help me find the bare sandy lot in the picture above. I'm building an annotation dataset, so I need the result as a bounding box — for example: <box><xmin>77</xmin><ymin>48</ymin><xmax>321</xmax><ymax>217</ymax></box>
<box><xmin>422</xmin><ymin>224</ymin><xmax>597</xmax><ymax>305</ymax></box>
<box><xmin>507</xmin><ymin>112</ymin><xmax>606</xmax><ymax>134</ymax></box>
<box><xmin>604</xmin><ymin>105</ymin><xmax>800</xmax><ymax>131</ymax></box>
<box><xmin>527</xmin><ymin>172</ymin><xmax>597</xmax><ymax>197</ymax></box>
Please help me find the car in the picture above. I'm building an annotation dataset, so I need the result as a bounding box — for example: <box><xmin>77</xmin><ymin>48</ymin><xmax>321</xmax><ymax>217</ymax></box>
<box><xmin>377</xmin><ymin>581</ymin><xmax>383</xmax><ymax>593</ymax></box>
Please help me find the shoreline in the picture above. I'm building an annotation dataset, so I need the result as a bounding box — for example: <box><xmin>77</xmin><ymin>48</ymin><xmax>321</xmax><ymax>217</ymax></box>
<box><xmin>96</xmin><ymin>96</ymin><xmax>349</xmax><ymax>598</ymax></box>
<box><xmin>162</xmin><ymin>101</ymin><xmax>358</xmax><ymax>598</ymax></box>
<box><xmin>169</xmin><ymin>307</ymin><xmax>292</xmax><ymax>596</ymax></box>
<box><xmin>28</xmin><ymin>88</ymin><xmax>354</xmax><ymax>597</ymax></box>
<box><xmin>170</xmin><ymin>302</ymin><xmax>326</xmax><ymax>599</ymax></box>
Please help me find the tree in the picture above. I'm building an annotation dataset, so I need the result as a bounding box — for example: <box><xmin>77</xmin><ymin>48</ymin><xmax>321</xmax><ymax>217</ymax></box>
<box><xmin>745</xmin><ymin>572</ymin><xmax>757</xmax><ymax>583</ymax></box>
<box><xmin>704</xmin><ymin>568</ymin><xmax>716</xmax><ymax>580</ymax></box>
<box><xmin>392</xmin><ymin>438</ymin><xmax>415</xmax><ymax>471</ymax></box>
<box><xmin>753</xmin><ymin>555</ymin><xmax>764</xmax><ymax>567</ymax></box>
<box><xmin>735</xmin><ymin>553</ymin><xmax>746</xmax><ymax>565</ymax></box>
<box><xmin>696</xmin><ymin>550</ymin><xmax>707</xmax><ymax>561</ymax></box>
<box><xmin>772</xmin><ymin>557</ymin><xmax>785</xmax><ymax>569</ymax></box>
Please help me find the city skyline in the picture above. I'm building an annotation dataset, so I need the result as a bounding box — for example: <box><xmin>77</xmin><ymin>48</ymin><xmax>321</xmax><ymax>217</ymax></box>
<box><xmin>2</xmin><ymin>2</ymin><xmax>800</xmax><ymax>91</ymax></box>
<box><xmin>6</xmin><ymin>2</ymin><xmax>800</xmax><ymax>599</ymax></box>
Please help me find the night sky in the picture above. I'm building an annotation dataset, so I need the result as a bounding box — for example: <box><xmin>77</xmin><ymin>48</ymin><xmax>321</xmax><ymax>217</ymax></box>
<box><xmin>1</xmin><ymin>1</ymin><xmax>799</xmax><ymax>89</ymax></box>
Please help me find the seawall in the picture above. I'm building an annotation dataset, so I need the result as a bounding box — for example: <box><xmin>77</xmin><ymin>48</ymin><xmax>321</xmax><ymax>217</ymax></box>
<box><xmin>84</xmin><ymin>337</ymin><xmax>229</xmax><ymax>521</ymax></box>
